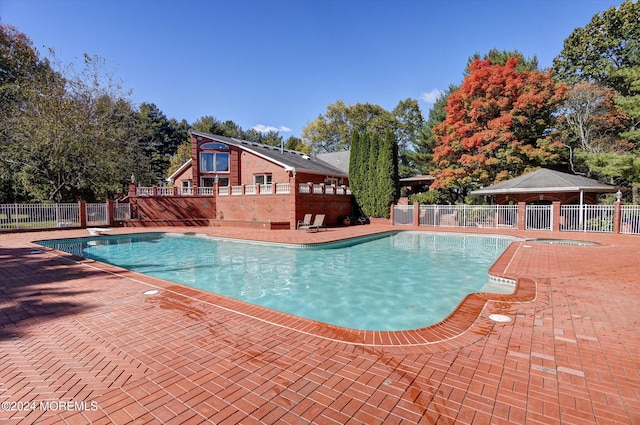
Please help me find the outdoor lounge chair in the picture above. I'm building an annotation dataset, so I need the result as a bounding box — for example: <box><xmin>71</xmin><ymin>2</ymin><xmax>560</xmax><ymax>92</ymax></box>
<box><xmin>297</xmin><ymin>214</ymin><xmax>312</xmax><ymax>229</ymax></box>
<box><xmin>300</xmin><ymin>214</ymin><xmax>325</xmax><ymax>232</ymax></box>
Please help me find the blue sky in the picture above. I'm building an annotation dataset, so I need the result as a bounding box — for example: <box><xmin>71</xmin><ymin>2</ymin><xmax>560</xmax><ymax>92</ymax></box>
<box><xmin>1</xmin><ymin>0</ymin><xmax>623</xmax><ymax>138</ymax></box>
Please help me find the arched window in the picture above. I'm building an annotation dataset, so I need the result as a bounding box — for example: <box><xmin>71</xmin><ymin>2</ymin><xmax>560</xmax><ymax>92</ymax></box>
<box><xmin>201</xmin><ymin>142</ymin><xmax>228</xmax><ymax>150</ymax></box>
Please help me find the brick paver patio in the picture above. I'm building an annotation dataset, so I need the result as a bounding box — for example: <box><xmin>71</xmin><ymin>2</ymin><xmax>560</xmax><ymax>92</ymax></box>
<box><xmin>1</xmin><ymin>225</ymin><xmax>639</xmax><ymax>424</ymax></box>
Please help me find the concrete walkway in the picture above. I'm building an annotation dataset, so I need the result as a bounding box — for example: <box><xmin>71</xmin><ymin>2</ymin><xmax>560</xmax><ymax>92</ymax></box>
<box><xmin>0</xmin><ymin>226</ymin><xmax>638</xmax><ymax>424</ymax></box>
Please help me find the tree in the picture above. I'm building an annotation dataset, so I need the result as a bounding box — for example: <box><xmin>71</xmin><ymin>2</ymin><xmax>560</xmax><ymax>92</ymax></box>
<box><xmin>0</xmin><ymin>24</ymin><xmax>52</xmax><ymax>202</ymax></box>
<box><xmin>405</xmin><ymin>85</ymin><xmax>457</xmax><ymax>177</ymax></box>
<box><xmin>392</xmin><ymin>98</ymin><xmax>424</xmax><ymax>176</ymax></box>
<box><xmin>138</xmin><ymin>103</ymin><xmax>189</xmax><ymax>183</ymax></box>
<box><xmin>558</xmin><ymin>81</ymin><xmax>631</xmax><ymax>154</ymax></box>
<box><xmin>167</xmin><ymin>140</ymin><xmax>193</xmax><ymax>177</ymax></box>
<box><xmin>552</xmin><ymin>0</ymin><xmax>640</xmax><ymax>96</ymax></box>
<box><xmin>614</xmin><ymin>66</ymin><xmax>640</xmax><ymax>144</ymax></box>
<box><xmin>466</xmin><ymin>48</ymin><xmax>539</xmax><ymax>75</ymax></box>
<box><xmin>432</xmin><ymin>58</ymin><xmax>566</xmax><ymax>198</ymax></box>
<box><xmin>0</xmin><ymin>24</ymin><xmax>146</xmax><ymax>202</ymax></box>
<box><xmin>191</xmin><ymin>115</ymin><xmax>224</xmax><ymax>134</ymax></box>
<box><xmin>301</xmin><ymin>99</ymin><xmax>422</xmax><ymax>155</ymax></box>
<box><xmin>283</xmin><ymin>136</ymin><xmax>311</xmax><ymax>153</ymax></box>
<box><xmin>348</xmin><ymin>131</ymin><xmax>398</xmax><ymax>218</ymax></box>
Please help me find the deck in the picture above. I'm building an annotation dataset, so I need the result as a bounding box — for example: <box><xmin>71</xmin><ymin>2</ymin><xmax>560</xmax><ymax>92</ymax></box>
<box><xmin>1</xmin><ymin>225</ymin><xmax>639</xmax><ymax>424</ymax></box>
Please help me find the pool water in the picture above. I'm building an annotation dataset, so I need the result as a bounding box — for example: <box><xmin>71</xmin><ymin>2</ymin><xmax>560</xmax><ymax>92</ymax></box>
<box><xmin>38</xmin><ymin>231</ymin><xmax>514</xmax><ymax>331</ymax></box>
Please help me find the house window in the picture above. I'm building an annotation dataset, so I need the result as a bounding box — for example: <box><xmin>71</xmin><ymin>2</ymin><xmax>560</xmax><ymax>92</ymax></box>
<box><xmin>181</xmin><ymin>180</ymin><xmax>192</xmax><ymax>188</ymax></box>
<box><xmin>200</xmin><ymin>152</ymin><xmax>229</xmax><ymax>172</ymax></box>
<box><xmin>201</xmin><ymin>177</ymin><xmax>229</xmax><ymax>187</ymax></box>
<box><xmin>254</xmin><ymin>174</ymin><xmax>272</xmax><ymax>185</ymax></box>
<box><xmin>325</xmin><ymin>177</ymin><xmax>338</xmax><ymax>186</ymax></box>
<box><xmin>201</xmin><ymin>142</ymin><xmax>228</xmax><ymax>150</ymax></box>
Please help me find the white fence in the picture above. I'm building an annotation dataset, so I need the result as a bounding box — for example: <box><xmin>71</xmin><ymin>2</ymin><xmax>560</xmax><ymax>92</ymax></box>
<box><xmin>393</xmin><ymin>203</ymin><xmax>640</xmax><ymax>235</ymax></box>
<box><xmin>86</xmin><ymin>203</ymin><xmax>108</xmax><ymax>226</ymax></box>
<box><xmin>560</xmin><ymin>205</ymin><xmax>614</xmax><ymax>233</ymax></box>
<box><xmin>114</xmin><ymin>203</ymin><xmax>131</xmax><ymax>221</ymax></box>
<box><xmin>525</xmin><ymin>205</ymin><xmax>552</xmax><ymax>231</ymax></box>
<box><xmin>0</xmin><ymin>203</ymin><xmax>79</xmax><ymax>230</ymax></box>
<box><xmin>394</xmin><ymin>204</ymin><xmax>518</xmax><ymax>229</ymax></box>
<box><xmin>0</xmin><ymin>202</ymin><xmax>131</xmax><ymax>231</ymax></box>
<box><xmin>621</xmin><ymin>205</ymin><xmax>640</xmax><ymax>234</ymax></box>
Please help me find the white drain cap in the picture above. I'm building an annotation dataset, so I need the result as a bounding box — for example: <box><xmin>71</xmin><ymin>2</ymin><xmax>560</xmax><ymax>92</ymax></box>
<box><xmin>489</xmin><ymin>314</ymin><xmax>512</xmax><ymax>323</ymax></box>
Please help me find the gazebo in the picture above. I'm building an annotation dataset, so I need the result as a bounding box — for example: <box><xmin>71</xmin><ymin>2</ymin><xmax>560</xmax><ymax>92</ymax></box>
<box><xmin>470</xmin><ymin>168</ymin><xmax>619</xmax><ymax>205</ymax></box>
<box><xmin>399</xmin><ymin>175</ymin><xmax>435</xmax><ymax>195</ymax></box>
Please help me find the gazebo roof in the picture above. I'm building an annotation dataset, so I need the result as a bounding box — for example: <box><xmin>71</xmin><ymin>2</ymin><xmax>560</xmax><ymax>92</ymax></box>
<box><xmin>470</xmin><ymin>168</ymin><xmax>618</xmax><ymax>196</ymax></box>
<box><xmin>399</xmin><ymin>175</ymin><xmax>435</xmax><ymax>185</ymax></box>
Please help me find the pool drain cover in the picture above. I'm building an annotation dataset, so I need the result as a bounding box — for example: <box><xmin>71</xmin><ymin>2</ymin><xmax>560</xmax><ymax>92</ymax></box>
<box><xmin>489</xmin><ymin>314</ymin><xmax>512</xmax><ymax>323</ymax></box>
<box><xmin>143</xmin><ymin>289</ymin><xmax>159</xmax><ymax>295</ymax></box>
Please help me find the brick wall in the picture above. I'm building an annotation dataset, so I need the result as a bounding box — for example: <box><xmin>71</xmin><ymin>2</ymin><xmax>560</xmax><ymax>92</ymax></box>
<box><xmin>215</xmin><ymin>194</ymin><xmax>294</xmax><ymax>225</ymax></box>
<box><xmin>129</xmin><ymin>196</ymin><xmax>216</xmax><ymax>226</ymax></box>
<box><xmin>295</xmin><ymin>193</ymin><xmax>352</xmax><ymax>227</ymax></box>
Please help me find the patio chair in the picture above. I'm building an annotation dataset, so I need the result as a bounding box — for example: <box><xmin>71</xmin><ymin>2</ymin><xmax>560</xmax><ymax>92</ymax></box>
<box><xmin>301</xmin><ymin>214</ymin><xmax>326</xmax><ymax>232</ymax></box>
<box><xmin>297</xmin><ymin>214</ymin><xmax>312</xmax><ymax>230</ymax></box>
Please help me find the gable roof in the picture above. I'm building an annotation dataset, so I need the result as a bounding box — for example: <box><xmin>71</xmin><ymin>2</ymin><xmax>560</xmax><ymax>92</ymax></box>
<box><xmin>167</xmin><ymin>158</ymin><xmax>192</xmax><ymax>182</ymax></box>
<box><xmin>315</xmin><ymin>150</ymin><xmax>350</xmax><ymax>174</ymax></box>
<box><xmin>190</xmin><ymin>131</ymin><xmax>348</xmax><ymax>176</ymax></box>
<box><xmin>471</xmin><ymin>168</ymin><xmax>618</xmax><ymax>195</ymax></box>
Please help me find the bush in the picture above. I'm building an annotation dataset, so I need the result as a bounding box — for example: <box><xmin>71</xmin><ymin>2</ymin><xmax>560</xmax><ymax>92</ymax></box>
<box><xmin>408</xmin><ymin>190</ymin><xmax>444</xmax><ymax>204</ymax></box>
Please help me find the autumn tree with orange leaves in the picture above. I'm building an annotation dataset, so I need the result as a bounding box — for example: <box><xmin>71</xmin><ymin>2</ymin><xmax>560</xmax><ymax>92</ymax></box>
<box><xmin>432</xmin><ymin>58</ymin><xmax>567</xmax><ymax>198</ymax></box>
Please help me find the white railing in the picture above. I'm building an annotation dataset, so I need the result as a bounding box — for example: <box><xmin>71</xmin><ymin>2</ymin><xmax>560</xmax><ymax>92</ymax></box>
<box><xmin>621</xmin><ymin>205</ymin><xmax>640</xmax><ymax>235</ymax></box>
<box><xmin>113</xmin><ymin>203</ymin><xmax>130</xmax><ymax>221</ymax></box>
<box><xmin>156</xmin><ymin>187</ymin><xmax>173</xmax><ymax>196</ymax></box>
<box><xmin>197</xmin><ymin>187</ymin><xmax>214</xmax><ymax>196</ymax></box>
<box><xmin>136</xmin><ymin>187</ymin><xmax>154</xmax><ymax>196</ymax></box>
<box><xmin>135</xmin><ymin>183</ymin><xmax>348</xmax><ymax>197</ymax></box>
<box><xmin>561</xmin><ymin>205</ymin><xmax>614</xmax><ymax>233</ymax></box>
<box><xmin>0</xmin><ymin>203</ymin><xmax>80</xmax><ymax>230</ymax></box>
<box><xmin>298</xmin><ymin>184</ymin><xmax>311</xmax><ymax>194</ymax></box>
<box><xmin>87</xmin><ymin>203</ymin><xmax>109</xmax><ymax>226</ymax></box>
<box><xmin>276</xmin><ymin>183</ymin><xmax>291</xmax><ymax>194</ymax></box>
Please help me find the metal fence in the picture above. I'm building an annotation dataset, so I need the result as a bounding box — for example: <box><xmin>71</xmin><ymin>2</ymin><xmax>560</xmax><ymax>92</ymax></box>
<box><xmin>393</xmin><ymin>202</ymin><xmax>640</xmax><ymax>235</ymax></box>
<box><xmin>394</xmin><ymin>204</ymin><xmax>518</xmax><ymax>229</ymax></box>
<box><xmin>0</xmin><ymin>202</ymin><xmax>131</xmax><ymax>231</ymax></box>
<box><xmin>87</xmin><ymin>203</ymin><xmax>108</xmax><ymax>226</ymax></box>
<box><xmin>525</xmin><ymin>205</ymin><xmax>552</xmax><ymax>230</ymax></box>
<box><xmin>392</xmin><ymin>205</ymin><xmax>414</xmax><ymax>225</ymax></box>
<box><xmin>560</xmin><ymin>205</ymin><xmax>614</xmax><ymax>233</ymax></box>
<box><xmin>621</xmin><ymin>205</ymin><xmax>640</xmax><ymax>235</ymax></box>
<box><xmin>0</xmin><ymin>203</ymin><xmax>80</xmax><ymax>230</ymax></box>
<box><xmin>114</xmin><ymin>203</ymin><xmax>131</xmax><ymax>221</ymax></box>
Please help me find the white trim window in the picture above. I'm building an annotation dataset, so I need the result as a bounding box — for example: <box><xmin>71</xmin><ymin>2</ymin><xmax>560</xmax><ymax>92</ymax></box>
<box><xmin>199</xmin><ymin>142</ymin><xmax>230</xmax><ymax>173</ymax></box>
<box><xmin>199</xmin><ymin>152</ymin><xmax>229</xmax><ymax>172</ymax></box>
<box><xmin>254</xmin><ymin>174</ymin><xmax>272</xmax><ymax>185</ymax></box>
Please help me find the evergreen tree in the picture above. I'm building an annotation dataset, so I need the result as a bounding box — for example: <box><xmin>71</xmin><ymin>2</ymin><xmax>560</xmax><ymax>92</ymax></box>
<box><xmin>348</xmin><ymin>131</ymin><xmax>399</xmax><ymax>218</ymax></box>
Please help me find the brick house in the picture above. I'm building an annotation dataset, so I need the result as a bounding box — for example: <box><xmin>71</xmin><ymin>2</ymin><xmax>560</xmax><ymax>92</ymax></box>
<box><xmin>128</xmin><ymin>131</ymin><xmax>353</xmax><ymax>229</ymax></box>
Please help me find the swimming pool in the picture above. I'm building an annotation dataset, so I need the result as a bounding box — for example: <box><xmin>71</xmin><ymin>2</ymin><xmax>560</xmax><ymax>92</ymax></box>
<box><xmin>38</xmin><ymin>231</ymin><xmax>514</xmax><ymax>331</ymax></box>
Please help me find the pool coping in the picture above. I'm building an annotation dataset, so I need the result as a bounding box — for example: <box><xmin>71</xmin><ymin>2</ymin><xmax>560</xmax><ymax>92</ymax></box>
<box><xmin>31</xmin><ymin>229</ymin><xmax>539</xmax><ymax>354</ymax></box>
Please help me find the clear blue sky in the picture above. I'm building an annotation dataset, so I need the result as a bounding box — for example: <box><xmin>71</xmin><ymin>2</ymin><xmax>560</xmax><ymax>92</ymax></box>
<box><xmin>1</xmin><ymin>0</ymin><xmax>623</xmax><ymax>138</ymax></box>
